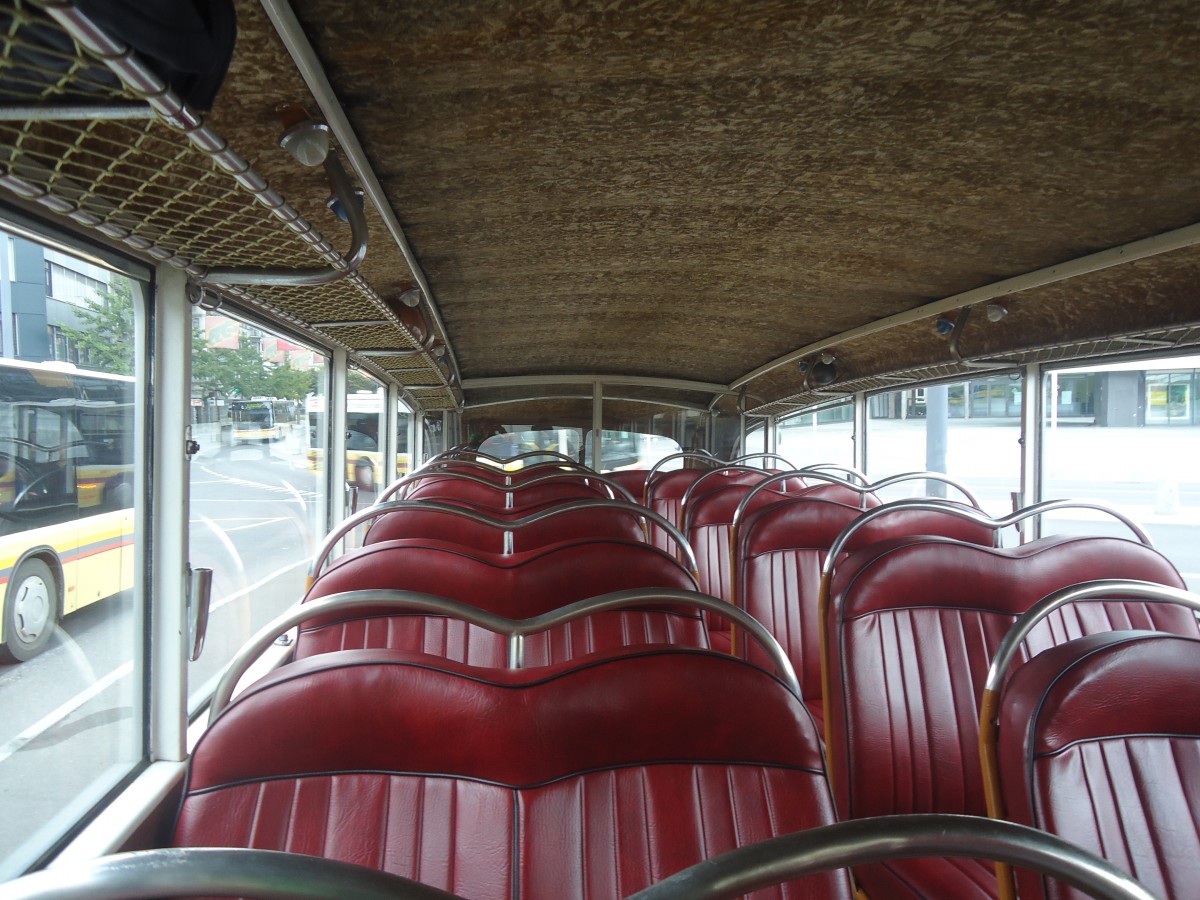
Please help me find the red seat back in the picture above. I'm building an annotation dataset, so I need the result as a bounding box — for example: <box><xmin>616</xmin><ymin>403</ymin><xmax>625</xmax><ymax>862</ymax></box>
<box><xmin>737</xmin><ymin>498</ymin><xmax>990</xmax><ymax>728</ymax></box>
<box><xmin>606</xmin><ymin>468</ymin><xmax>650</xmax><ymax>504</ymax></box>
<box><xmin>364</xmin><ymin>504</ymin><xmax>645</xmax><ymax>553</ymax></box>
<box><xmin>645</xmin><ymin>468</ymin><xmax>709</xmax><ymax>553</ymax></box>
<box><xmin>824</xmin><ymin>534</ymin><xmax>1192</xmax><ymax>899</ymax></box>
<box><xmin>406</xmin><ymin>477</ymin><xmax>608</xmax><ymax>513</ymax></box>
<box><xmin>176</xmin><ymin>648</ymin><xmax>850</xmax><ymax>900</ymax></box>
<box><xmin>998</xmin><ymin>630</ymin><xmax>1200</xmax><ymax>900</ymax></box>
<box><xmin>302</xmin><ymin>539</ymin><xmax>704</xmax><ymax>666</ymax></box>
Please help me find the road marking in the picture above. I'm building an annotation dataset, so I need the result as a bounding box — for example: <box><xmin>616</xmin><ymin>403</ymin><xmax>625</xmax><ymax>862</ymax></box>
<box><xmin>196</xmin><ymin>465</ymin><xmax>318</xmax><ymax>498</ymax></box>
<box><xmin>215</xmin><ymin>517</ymin><xmax>292</xmax><ymax>534</ymax></box>
<box><xmin>210</xmin><ymin>559</ymin><xmax>307</xmax><ymax>612</ymax></box>
<box><xmin>0</xmin><ymin>660</ymin><xmax>134</xmax><ymax>766</ymax></box>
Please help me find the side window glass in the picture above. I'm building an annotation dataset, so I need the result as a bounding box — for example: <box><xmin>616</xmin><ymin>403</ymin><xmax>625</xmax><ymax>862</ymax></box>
<box><xmin>0</xmin><ymin>226</ymin><xmax>144</xmax><ymax>878</ymax></box>
<box><xmin>187</xmin><ymin>310</ymin><xmax>328</xmax><ymax>710</ymax></box>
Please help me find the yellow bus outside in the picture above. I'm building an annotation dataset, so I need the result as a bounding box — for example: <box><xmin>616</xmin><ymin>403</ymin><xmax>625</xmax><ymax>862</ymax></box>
<box><xmin>0</xmin><ymin>361</ymin><xmax>135</xmax><ymax>662</ymax></box>
<box><xmin>305</xmin><ymin>391</ymin><xmax>410</xmax><ymax>492</ymax></box>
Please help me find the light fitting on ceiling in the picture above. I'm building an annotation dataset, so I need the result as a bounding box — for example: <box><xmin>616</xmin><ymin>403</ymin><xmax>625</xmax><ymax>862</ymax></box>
<box><xmin>799</xmin><ymin>353</ymin><xmax>838</xmax><ymax>388</ymax></box>
<box><xmin>396</xmin><ymin>287</ymin><xmax>423</xmax><ymax>308</ymax></box>
<box><xmin>277</xmin><ymin>102</ymin><xmax>331</xmax><ymax>166</ymax></box>
<box><xmin>986</xmin><ymin>301</ymin><xmax>1009</xmax><ymax>322</ymax></box>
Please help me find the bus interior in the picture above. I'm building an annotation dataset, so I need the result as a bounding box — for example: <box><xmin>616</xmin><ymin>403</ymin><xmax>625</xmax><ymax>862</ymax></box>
<box><xmin>0</xmin><ymin>1</ymin><xmax>1198</xmax><ymax>898</ymax></box>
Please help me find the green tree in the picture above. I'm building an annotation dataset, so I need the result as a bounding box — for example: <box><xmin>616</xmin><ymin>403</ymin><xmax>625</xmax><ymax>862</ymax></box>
<box><xmin>264</xmin><ymin>360</ymin><xmax>317</xmax><ymax>401</ymax></box>
<box><xmin>347</xmin><ymin>370</ymin><xmax>379</xmax><ymax>393</ymax></box>
<box><xmin>191</xmin><ymin>325</ymin><xmax>269</xmax><ymax>400</ymax></box>
<box><xmin>61</xmin><ymin>277</ymin><xmax>136</xmax><ymax>376</ymax></box>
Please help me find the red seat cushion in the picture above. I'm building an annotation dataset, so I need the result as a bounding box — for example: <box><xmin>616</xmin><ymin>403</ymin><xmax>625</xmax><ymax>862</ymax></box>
<box><xmin>998</xmin><ymin>630</ymin><xmax>1200</xmax><ymax>900</ymax></box>
<box><xmin>824</xmin><ymin>533</ymin><xmax>1191</xmax><ymax>899</ymax></box>
<box><xmin>176</xmin><ymin>648</ymin><xmax>850</xmax><ymax>900</ymax></box>
<box><xmin>737</xmin><ymin>500</ymin><xmax>993</xmax><ymax>729</ymax></box>
<box><xmin>301</xmin><ymin>539</ymin><xmax>706</xmax><ymax>665</ymax></box>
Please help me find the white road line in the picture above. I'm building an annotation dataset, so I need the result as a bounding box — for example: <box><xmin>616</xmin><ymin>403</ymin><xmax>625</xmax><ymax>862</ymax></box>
<box><xmin>197</xmin><ymin>465</ymin><xmax>317</xmax><ymax>498</ymax></box>
<box><xmin>215</xmin><ymin>517</ymin><xmax>292</xmax><ymax>534</ymax></box>
<box><xmin>210</xmin><ymin>559</ymin><xmax>307</xmax><ymax>612</ymax></box>
<box><xmin>0</xmin><ymin>660</ymin><xmax>134</xmax><ymax>765</ymax></box>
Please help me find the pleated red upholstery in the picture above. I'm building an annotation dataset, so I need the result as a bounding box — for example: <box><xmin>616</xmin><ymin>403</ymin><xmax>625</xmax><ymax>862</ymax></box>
<box><xmin>997</xmin><ymin>630</ymin><xmax>1200</xmax><ymax>900</ymax></box>
<box><xmin>736</xmin><ymin>500</ymin><xmax>991</xmax><ymax>730</ymax></box>
<box><xmin>606</xmin><ymin>469</ymin><xmax>650</xmax><ymax>504</ymax></box>
<box><xmin>645</xmin><ymin>468</ymin><xmax>710</xmax><ymax>553</ymax></box>
<box><xmin>824</xmin><ymin>534</ymin><xmax>1192</xmax><ymax>899</ymax></box>
<box><xmin>175</xmin><ymin>648</ymin><xmax>850</xmax><ymax>900</ymax></box>
<box><xmin>405</xmin><ymin>477</ymin><xmax>609</xmax><ymax>512</ymax></box>
<box><xmin>300</xmin><ymin>538</ymin><xmax>706</xmax><ymax>663</ymax></box>
<box><xmin>364</xmin><ymin>504</ymin><xmax>646</xmax><ymax>553</ymax></box>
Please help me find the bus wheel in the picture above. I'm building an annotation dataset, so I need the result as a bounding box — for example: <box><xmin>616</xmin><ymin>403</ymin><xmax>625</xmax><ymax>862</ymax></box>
<box><xmin>2</xmin><ymin>559</ymin><xmax>58</xmax><ymax>662</ymax></box>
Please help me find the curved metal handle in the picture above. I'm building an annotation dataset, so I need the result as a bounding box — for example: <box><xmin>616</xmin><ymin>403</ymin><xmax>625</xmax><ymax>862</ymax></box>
<box><xmin>798</xmin><ymin>463</ymin><xmax>869</xmax><ymax>485</ymax></box>
<box><xmin>645</xmin><ymin>451</ymin><xmax>723</xmax><ymax>485</ymax></box>
<box><xmin>378</xmin><ymin>468</ymin><xmax>635</xmax><ymax>505</ymax></box>
<box><xmin>0</xmin><ymin>847</ymin><xmax>458</xmax><ymax>900</ymax></box>
<box><xmin>306</xmin><ymin>498</ymin><xmax>699</xmax><ymax>585</ymax></box>
<box><xmin>820</xmin><ymin>497</ymin><xmax>1154</xmax><ymax>581</ymax></box>
<box><xmin>678</xmin><ymin>465</ymin><xmax>776</xmax><ymax>536</ymax></box>
<box><xmin>728</xmin><ymin>452</ymin><xmax>795</xmax><ymax>470</ymax></box>
<box><xmin>210</xmin><ymin>588</ymin><xmax>799</xmax><ymax>719</ymax></box>
<box><xmin>628</xmin><ymin>814</ymin><xmax>1157</xmax><ymax>900</ymax></box>
<box><xmin>196</xmin><ymin>151</ymin><xmax>368</xmax><ymax>287</ymax></box>
<box><xmin>380</xmin><ymin>457</ymin><xmax>593</xmax><ymax>500</ymax></box>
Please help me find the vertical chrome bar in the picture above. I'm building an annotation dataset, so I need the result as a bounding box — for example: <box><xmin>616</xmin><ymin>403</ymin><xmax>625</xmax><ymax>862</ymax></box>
<box><xmin>1020</xmin><ymin>362</ymin><xmax>1041</xmax><ymax>543</ymax></box>
<box><xmin>853</xmin><ymin>391</ymin><xmax>868</xmax><ymax>474</ymax></box>
<box><xmin>150</xmin><ymin>264</ymin><xmax>190</xmax><ymax>762</ymax></box>
<box><xmin>507</xmin><ymin>633</ymin><xmax>524</xmax><ymax>668</ymax></box>
<box><xmin>592</xmin><ymin>381</ymin><xmax>603</xmax><ymax>470</ymax></box>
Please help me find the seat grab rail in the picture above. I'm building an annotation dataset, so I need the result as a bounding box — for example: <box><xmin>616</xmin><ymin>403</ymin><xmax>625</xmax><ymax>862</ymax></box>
<box><xmin>210</xmin><ymin>588</ymin><xmax>800</xmax><ymax>720</ymax></box>
<box><xmin>306</xmin><ymin>498</ymin><xmax>698</xmax><ymax>588</ymax></box>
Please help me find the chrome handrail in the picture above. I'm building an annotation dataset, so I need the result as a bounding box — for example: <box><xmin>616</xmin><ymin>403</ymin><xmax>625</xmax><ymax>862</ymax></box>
<box><xmin>821</xmin><ymin>498</ymin><xmax>1154</xmax><ymax>583</ymax></box>
<box><xmin>629</xmin><ymin>814</ymin><xmax>1156</xmax><ymax>900</ymax></box>
<box><xmin>306</xmin><ymin>498</ymin><xmax>699</xmax><ymax>586</ymax></box>
<box><xmin>376</xmin><ymin>468</ymin><xmax>635</xmax><ymax>505</ymax></box>
<box><xmin>210</xmin><ymin>588</ymin><xmax>800</xmax><ymax>718</ymax></box>
<box><xmin>0</xmin><ymin>817</ymin><xmax>1153</xmax><ymax>900</ymax></box>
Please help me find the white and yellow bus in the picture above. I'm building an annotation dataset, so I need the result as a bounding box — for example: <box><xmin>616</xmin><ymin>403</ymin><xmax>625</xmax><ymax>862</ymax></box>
<box><xmin>0</xmin><ymin>360</ymin><xmax>135</xmax><ymax>662</ymax></box>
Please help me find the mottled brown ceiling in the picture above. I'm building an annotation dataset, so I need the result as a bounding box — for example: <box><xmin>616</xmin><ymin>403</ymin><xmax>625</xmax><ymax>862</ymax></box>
<box><xmin>254</xmin><ymin>0</ymin><xmax>1200</xmax><ymax>409</ymax></box>
<box><xmin>23</xmin><ymin>0</ymin><xmax>1196</xmax><ymax>416</ymax></box>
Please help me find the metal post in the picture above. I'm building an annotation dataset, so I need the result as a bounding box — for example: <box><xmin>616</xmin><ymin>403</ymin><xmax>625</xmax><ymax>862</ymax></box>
<box><xmin>1019</xmin><ymin>363</ymin><xmax>1040</xmax><ymax>542</ymax></box>
<box><xmin>853</xmin><ymin>391</ymin><xmax>867</xmax><ymax>473</ymax></box>
<box><xmin>329</xmin><ymin>350</ymin><xmax>348</xmax><ymax>522</ymax></box>
<box><xmin>150</xmin><ymin>264</ymin><xmax>190</xmax><ymax>761</ymax></box>
<box><xmin>925</xmin><ymin>384</ymin><xmax>949</xmax><ymax>498</ymax></box>
<box><xmin>592</xmin><ymin>381</ymin><xmax>603</xmax><ymax>470</ymax></box>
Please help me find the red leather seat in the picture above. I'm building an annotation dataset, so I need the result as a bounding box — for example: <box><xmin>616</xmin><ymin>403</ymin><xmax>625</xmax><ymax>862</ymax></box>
<box><xmin>735</xmin><ymin>498</ymin><xmax>989</xmax><ymax>730</ymax></box>
<box><xmin>363</xmin><ymin>503</ymin><xmax>646</xmax><ymax>553</ymax></box>
<box><xmin>823</xmin><ymin>533</ymin><xmax>1194</xmax><ymax>899</ymax></box>
<box><xmin>685</xmin><ymin>479</ymin><xmax>792</xmax><ymax>650</ymax></box>
<box><xmin>301</xmin><ymin>538</ymin><xmax>705</xmax><ymax>666</ymax></box>
<box><xmin>175</xmin><ymin>648</ymin><xmax>851</xmax><ymax>900</ymax></box>
<box><xmin>405</xmin><ymin>476</ymin><xmax>609</xmax><ymax>513</ymax></box>
<box><xmin>997</xmin><ymin>630</ymin><xmax>1200</xmax><ymax>900</ymax></box>
<box><xmin>645</xmin><ymin>468</ymin><xmax>710</xmax><ymax>553</ymax></box>
<box><xmin>606</xmin><ymin>468</ymin><xmax>650</xmax><ymax>504</ymax></box>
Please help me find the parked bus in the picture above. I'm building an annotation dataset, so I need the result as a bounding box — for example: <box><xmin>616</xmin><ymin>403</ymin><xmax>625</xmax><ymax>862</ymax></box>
<box><xmin>0</xmin><ymin>360</ymin><xmax>134</xmax><ymax>662</ymax></box>
<box><xmin>0</xmin><ymin>2</ymin><xmax>1198</xmax><ymax>897</ymax></box>
<box><xmin>228</xmin><ymin>398</ymin><xmax>294</xmax><ymax>444</ymax></box>
<box><xmin>306</xmin><ymin>391</ymin><xmax>411</xmax><ymax>492</ymax></box>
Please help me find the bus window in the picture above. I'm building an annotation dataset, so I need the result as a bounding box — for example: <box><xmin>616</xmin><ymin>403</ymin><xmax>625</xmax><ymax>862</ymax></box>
<box><xmin>1042</xmin><ymin>356</ymin><xmax>1200</xmax><ymax>590</ymax></box>
<box><xmin>865</xmin><ymin>378</ymin><xmax>1022</xmax><ymax>518</ymax></box>
<box><xmin>776</xmin><ymin>401</ymin><xmax>855</xmax><ymax>468</ymax></box>
<box><xmin>187</xmin><ymin>310</ymin><xmax>328</xmax><ymax>711</ymax></box>
<box><xmin>0</xmin><ymin>227</ymin><xmax>144</xmax><ymax>879</ymax></box>
<box><xmin>582</xmin><ymin>429</ymin><xmax>680</xmax><ymax>472</ymax></box>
